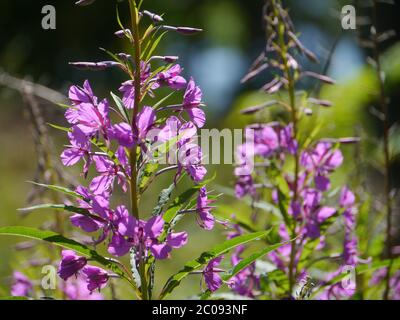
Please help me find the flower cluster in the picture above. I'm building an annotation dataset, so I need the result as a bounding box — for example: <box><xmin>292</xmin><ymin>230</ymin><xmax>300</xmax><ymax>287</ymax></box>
<box><xmin>232</xmin><ymin>0</ymin><xmax>360</xmax><ymax>299</ymax></box>
<box><xmin>55</xmin><ymin>2</ymin><xmax>214</xmax><ymax>298</ymax></box>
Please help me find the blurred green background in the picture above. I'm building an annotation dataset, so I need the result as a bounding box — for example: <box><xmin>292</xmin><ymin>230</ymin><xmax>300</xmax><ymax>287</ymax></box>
<box><xmin>0</xmin><ymin>0</ymin><xmax>400</xmax><ymax>299</ymax></box>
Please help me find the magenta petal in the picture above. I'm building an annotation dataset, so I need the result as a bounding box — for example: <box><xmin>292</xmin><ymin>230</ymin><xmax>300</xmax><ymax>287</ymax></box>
<box><xmin>205</xmin><ymin>272</ymin><xmax>223</xmax><ymax>292</ymax></box>
<box><xmin>82</xmin><ymin>266</ymin><xmax>108</xmax><ymax>292</ymax></box>
<box><xmin>136</xmin><ymin>106</ymin><xmax>156</xmax><ymax>140</ymax></box>
<box><xmin>70</xmin><ymin>214</ymin><xmax>101</xmax><ymax>232</ymax></box>
<box><xmin>58</xmin><ymin>250</ymin><xmax>87</xmax><ymax>281</ymax></box>
<box><xmin>317</xmin><ymin>207</ymin><xmax>336</xmax><ymax>223</ymax></box>
<box><xmin>150</xmin><ymin>243</ymin><xmax>171</xmax><ymax>259</ymax></box>
<box><xmin>144</xmin><ymin>215</ymin><xmax>164</xmax><ymax>239</ymax></box>
<box><xmin>167</xmin><ymin>75</ymin><xmax>187</xmax><ymax>90</ymax></box>
<box><xmin>340</xmin><ymin>186</ymin><xmax>355</xmax><ymax>208</ymax></box>
<box><xmin>115</xmin><ymin>205</ymin><xmax>136</xmax><ymax>237</ymax></box>
<box><xmin>198</xmin><ymin>209</ymin><xmax>215</xmax><ymax>230</ymax></box>
<box><xmin>61</xmin><ymin>149</ymin><xmax>83</xmax><ymax>166</ymax></box>
<box><xmin>108</xmin><ymin>234</ymin><xmax>132</xmax><ymax>257</ymax></box>
<box><xmin>92</xmin><ymin>155</ymin><xmax>113</xmax><ymax>173</ymax></box>
<box><xmin>110</xmin><ymin>122</ymin><xmax>134</xmax><ymax>147</ymax></box>
<box><xmin>90</xmin><ymin>175</ymin><xmax>114</xmax><ymax>195</ymax></box>
<box><xmin>187</xmin><ymin>108</ymin><xmax>206</xmax><ymax>128</ymax></box>
<box><xmin>187</xmin><ymin>164</ymin><xmax>207</xmax><ymax>182</ymax></box>
<box><xmin>315</xmin><ymin>175</ymin><xmax>330</xmax><ymax>191</ymax></box>
<box><xmin>65</xmin><ymin>107</ymin><xmax>79</xmax><ymax>124</ymax></box>
<box><xmin>167</xmin><ymin>232</ymin><xmax>188</xmax><ymax>248</ymax></box>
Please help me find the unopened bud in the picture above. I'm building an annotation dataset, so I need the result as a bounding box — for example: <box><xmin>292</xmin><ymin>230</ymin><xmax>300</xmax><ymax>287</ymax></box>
<box><xmin>75</xmin><ymin>0</ymin><xmax>96</xmax><ymax>6</ymax></box>
<box><xmin>115</xmin><ymin>29</ymin><xmax>132</xmax><ymax>38</ymax></box>
<box><xmin>143</xmin><ymin>10</ymin><xmax>164</xmax><ymax>23</ymax></box>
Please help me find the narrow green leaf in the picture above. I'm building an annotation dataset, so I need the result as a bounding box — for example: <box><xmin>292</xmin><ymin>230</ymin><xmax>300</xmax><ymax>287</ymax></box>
<box><xmin>153</xmin><ymin>91</ymin><xmax>175</xmax><ymax>110</ymax></box>
<box><xmin>145</xmin><ymin>31</ymin><xmax>168</xmax><ymax>61</ymax></box>
<box><xmin>222</xmin><ymin>241</ymin><xmax>289</xmax><ymax>282</ymax></box>
<box><xmin>27</xmin><ymin>182</ymin><xmax>83</xmax><ymax>199</ymax></box>
<box><xmin>47</xmin><ymin>123</ymin><xmax>71</xmax><ymax>133</ymax></box>
<box><xmin>138</xmin><ymin>162</ymin><xmax>159</xmax><ymax>195</ymax></box>
<box><xmin>0</xmin><ymin>296</ymin><xmax>30</xmax><ymax>300</ymax></box>
<box><xmin>110</xmin><ymin>91</ymin><xmax>130</xmax><ymax>123</ymax></box>
<box><xmin>152</xmin><ymin>183</ymin><xmax>175</xmax><ymax>216</ymax></box>
<box><xmin>0</xmin><ymin>226</ymin><xmax>131</xmax><ymax>284</ymax></box>
<box><xmin>163</xmin><ymin>187</ymin><xmax>199</xmax><ymax>224</ymax></box>
<box><xmin>17</xmin><ymin>204</ymin><xmax>105</xmax><ymax>223</ymax></box>
<box><xmin>159</xmin><ymin>230</ymin><xmax>271</xmax><ymax>299</ymax></box>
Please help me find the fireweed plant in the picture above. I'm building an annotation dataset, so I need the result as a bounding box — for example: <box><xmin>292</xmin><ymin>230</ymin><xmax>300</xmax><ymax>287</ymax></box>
<box><xmin>2</xmin><ymin>0</ymin><xmax>287</xmax><ymax>300</ymax></box>
<box><xmin>231</xmin><ymin>0</ymin><xmax>365</xmax><ymax>299</ymax></box>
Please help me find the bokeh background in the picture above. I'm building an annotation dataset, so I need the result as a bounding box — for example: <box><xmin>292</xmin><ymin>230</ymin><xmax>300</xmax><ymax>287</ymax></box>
<box><xmin>1</xmin><ymin>0</ymin><xmax>400</xmax><ymax>299</ymax></box>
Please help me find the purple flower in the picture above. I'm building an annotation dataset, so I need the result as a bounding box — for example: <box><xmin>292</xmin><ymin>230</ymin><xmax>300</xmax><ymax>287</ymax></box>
<box><xmin>304</xmin><ymin>206</ymin><xmax>336</xmax><ymax>239</ymax></box>
<box><xmin>109</xmin><ymin>122</ymin><xmax>135</xmax><ymax>148</ymax></box>
<box><xmin>66</xmin><ymin>82</ymin><xmax>111</xmax><ymax>138</ymax></box>
<box><xmin>11</xmin><ymin>272</ymin><xmax>33</xmax><ymax>297</ymax></box>
<box><xmin>63</xmin><ymin>275</ymin><xmax>104</xmax><ymax>300</ymax></box>
<box><xmin>301</xmin><ymin>142</ymin><xmax>343</xmax><ymax>172</ymax></box>
<box><xmin>230</xmin><ymin>250</ymin><xmax>260</xmax><ymax>297</ymax></box>
<box><xmin>69</xmin><ymin>186</ymin><xmax>109</xmax><ymax>232</ymax></box>
<box><xmin>182</xmin><ymin>78</ymin><xmax>206</xmax><ymax>128</ymax></box>
<box><xmin>196</xmin><ymin>187</ymin><xmax>215</xmax><ymax>230</ymax></box>
<box><xmin>61</xmin><ymin>126</ymin><xmax>91</xmax><ymax>176</ymax></box>
<box><xmin>203</xmin><ymin>256</ymin><xmax>224</xmax><ymax>292</ymax></box>
<box><xmin>150</xmin><ymin>232</ymin><xmax>188</xmax><ymax>259</ymax></box>
<box><xmin>319</xmin><ymin>266</ymin><xmax>356</xmax><ymax>300</ymax></box>
<box><xmin>159</xmin><ymin>116</ymin><xmax>197</xmax><ymax>147</ymax></box>
<box><xmin>58</xmin><ymin>250</ymin><xmax>87</xmax><ymax>281</ymax></box>
<box><xmin>82</xmin><ymin>266</ymin><xmax>109</xmax><ymax>292</ymax></box>
<box><xmin>90</xmin><ymin>148</ymin><xmax>130</xmax><ymax>194</ymax></box>
<box><xmin>250</xmin><ymin>126</ymin><xmax>279</xmax><ymax>157</ymax></box>
<box><xmin>68</xmin><ymin>80</ymin><xmax>96</xmax><ymax>107</ymax></box>
<box><xmin>119</xmin><ymin>62</ymin><xmax>152</xmax><ymax>109</ymax></box>
<box><xmin>279</xmin><ymin>124</ymin><xmax>298</xmax><ymax>155</ymax></box>
<box><xmin>132</xmin><ymin>106</ymin><xmax>156</xmax><ymax>148</ymax></box>
<box><xmin>176</xmin><ymin>143</ymin><xmax>207</xmax><ymax>182</ymax></box>
<box><xmin>107</xmin><ymin>205</ymin><xmax>135</xmax><ymax>256</ymax></box>
<box><xmin>340</xmin><ymin>186</ymin><xmax>355</xmax><ymax>208</ymax></box>
<box><xmin>343</xmin><ymin>234</ymin><xmax>358</xmax><ymax>266</ymax></box>
<box><xmin>155</xmin><ymin>64</ymin><xmax>187</xmax><ymax>90</ymax></box>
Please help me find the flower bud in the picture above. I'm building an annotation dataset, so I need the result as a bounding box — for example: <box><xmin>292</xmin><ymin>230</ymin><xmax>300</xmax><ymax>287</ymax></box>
<box><xmin>115</xmin><ymin>29</ymin><xmax>132</xmax><ymax>39</ymax></box>
<box><xmin>75</xmin><ymin>0</ymin><xmax>96</xmax><ymax>6</ymax></box>
<box><xmin>143</xmin><ymin>10</ymin><xmax>164</xmax><ymax>23</ymax></box>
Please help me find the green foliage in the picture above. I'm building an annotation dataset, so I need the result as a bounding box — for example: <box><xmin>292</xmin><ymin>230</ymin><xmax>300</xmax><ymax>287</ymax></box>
<box><xmin>159</xmin><ymin>230</ymin><xmax>272</xmax><ymax>299</ymax></box>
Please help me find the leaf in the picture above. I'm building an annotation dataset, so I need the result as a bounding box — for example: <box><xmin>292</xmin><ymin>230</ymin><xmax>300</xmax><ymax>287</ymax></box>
<box><xmin>159</xmin><ymin>230</ymin><xmax>271</xmax><ymax>299</ymax></box>
<box><xmin>17</xmin><ymin>204</ymin><xmax>105</xmax><ymax>223</ymax></box>
<box><xmin>153</xmin><ymin>92</ymin><xmax>175</xmax><ymax>109</ymax></box>
<box><xmin>0</xmin><ymin>226</ymin><xmax>131</xmax><ymax>284</ymax></box>
<box><xmin>27</xmin><ymin>182</ymin><xmax>83</xmax><ymax>199</ymax></box>
<box><xmin>152</xmin><ymin>183</ymin><xmax>175</xmax><ymax>216</ymax></box>
<box><xmin>138</xmin><ymin>162</ymin><xmax>159</xmax><ymax>195</ymax></box>
<box><xmin>276</xmin><ymin>187</ymin><xmax>292</xmax><ymax>229</ymax></box>
<box><xmin>163</xmin><ymin>187</ymin><xmax>199</xmax><ymax>224</ymax></box>
<box><xmin>222</xmin><ymin>241</ymin><xmax>290</xmax><ymax>282</ymax></box>
<box><xmin>0</xmin><ymin>296</ymin><xmax>30</xmax><ymax>300</ymax></box>
<box><xmin>47</xmin><ymin>123</ymin><xmax>72</xmax><ymax>133</ymax></box>
<box><xmin>144</xmin><ymin>31</ymin><xmax>168</xmax><ymax>61</ymax></box>
<box><xmin>110</xmin><ymin>91</ymin><xmax>130</xmax><ymax>123</ymax></box>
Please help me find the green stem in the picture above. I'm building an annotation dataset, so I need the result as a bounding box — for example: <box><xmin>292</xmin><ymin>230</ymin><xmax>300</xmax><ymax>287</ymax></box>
<box><xmin>128</xmin><ymin>0</ymin><xmax>141</xmax><ymax>220</ymax></box>
<box><xmin>128</xmin><ymin>0</ymin><xmax>150</xmax><ymax>301</ymax></box>
<box><xmin>274</xmin><ymin>0</ymin><xmax>299</xmax><ymax>296</ymax></box>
